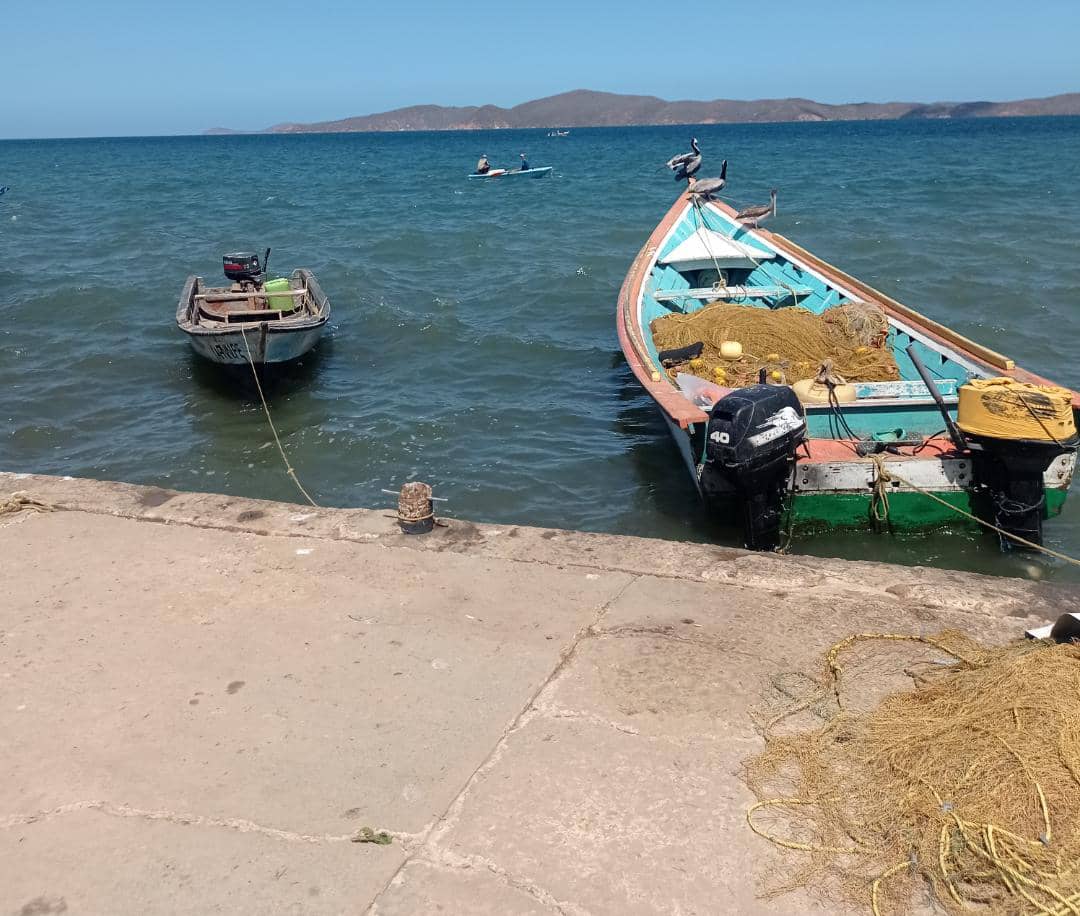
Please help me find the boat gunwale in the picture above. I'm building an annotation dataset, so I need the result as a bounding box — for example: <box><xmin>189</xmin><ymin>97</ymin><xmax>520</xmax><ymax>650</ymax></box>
<box><xmin>618</xmin><ymin>192</ymin><xmax>1080</xmax><ymax>432</ymax></box>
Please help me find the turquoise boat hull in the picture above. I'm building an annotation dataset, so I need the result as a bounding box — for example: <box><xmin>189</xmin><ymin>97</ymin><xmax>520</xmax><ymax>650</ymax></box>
<box><xmin>468</xmin><ymin>167</ymin><xmax>552</xmax><ymax>180</ymax></box>
<box><xmin>618</xmin><ymin>191</ymin><xmax>1079</xmax><ymax>548</ymax></box>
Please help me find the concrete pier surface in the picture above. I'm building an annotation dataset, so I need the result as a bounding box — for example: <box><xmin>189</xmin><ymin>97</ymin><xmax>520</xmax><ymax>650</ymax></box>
<box><xmin>3</xmin><ymin>472</ymin><xmax>1078</xmax><ymax>915</ymax></box>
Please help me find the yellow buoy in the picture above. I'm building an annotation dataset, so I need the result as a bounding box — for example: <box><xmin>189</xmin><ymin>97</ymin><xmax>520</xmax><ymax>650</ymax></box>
<box><xmin>719</xmin><ymin>340</ymin><xmax>743</xmax><ymax>359</ymax></box>
<box><xmin>713</xmin><ymin>366</ymin><xmax>727</xmax><ymax>380</ymax></box>
<box><xmin>770</xmin><ymin>370</ymin><xmax>784</xmax><ymax>383</ymax></box>
<box><xmin>792</xmin><ymin>378</ymin><xmax>857</xmax><ymax>404</ymax></box>
<box><xmin>766</xmin><ymin>352</ymin><xmax>780</xmax><ymax>362</ymax></box>
<box><xmin>689</xmin><ymin>357</ymin><xmax>705</xmax><ymax>370</ymax></box>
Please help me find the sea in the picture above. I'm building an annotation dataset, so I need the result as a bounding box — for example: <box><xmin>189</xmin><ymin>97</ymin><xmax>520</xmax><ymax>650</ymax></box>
<box><xmin>2</xmin><ymin>117</ymin><xmax>1080</xmax><ymax>581</ymax></box>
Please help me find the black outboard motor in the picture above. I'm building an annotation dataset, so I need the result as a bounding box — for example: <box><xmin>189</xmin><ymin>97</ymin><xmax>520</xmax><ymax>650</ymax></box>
<box><xmin>968</xmin><ymin>437</ymin><xmax>1078</xmax><ymax>548</ymax></box>
<box><xmin>702</xmin><ymin>384</ymin><xmax>807</xmax><ymax>551</ymax></box>
<box><xmin>955</xmin><ymin>378</ymin><xmax>1079</xmax><ymax>550</ymax></box>
<box><xmin>223</xmin><ymin>251</ymin><xmax>264</xmax><ymax>285</ymax></box>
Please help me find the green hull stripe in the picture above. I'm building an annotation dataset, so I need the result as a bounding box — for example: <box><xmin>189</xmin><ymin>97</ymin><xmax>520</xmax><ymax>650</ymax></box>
<box><xmin>790</xmin><ymin>488</ymin><xmax>1068</xmax><ymax>533</ymax></box>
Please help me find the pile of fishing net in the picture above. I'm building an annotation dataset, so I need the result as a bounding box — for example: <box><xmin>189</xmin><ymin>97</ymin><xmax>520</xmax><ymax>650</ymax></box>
<box><xmin>651</xmin><ymin>300</ymin><xmax>900</xmax><ymax>388</ymax></box>
<box><xmin>745</xmin><ymin>631</ymin><xmax>1080</xmax><ymax>915</ymax></box>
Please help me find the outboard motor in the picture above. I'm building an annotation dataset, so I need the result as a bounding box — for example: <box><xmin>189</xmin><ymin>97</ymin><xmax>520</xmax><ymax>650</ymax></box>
<box><xmin>223</xmin><ymin>251</ymin><xmax>264</xmax><ymax>285</ymax></box>
<box><xmin>702</xmin><ymin>384</ymin><xmax>807</xmax><ymax>551</ymax></box>
<box><xmin>957</xmin><ymin>378</ymin><xmax>1079</xmax><ymax>549</ymax></box>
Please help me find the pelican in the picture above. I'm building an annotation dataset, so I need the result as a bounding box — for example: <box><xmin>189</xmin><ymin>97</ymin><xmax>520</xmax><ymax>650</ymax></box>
<box><xmin>735</xmin><ymin>189</ymin><xmax>777</xmax><ymax>227</ymax></box>
<box><xmin>688</xmin><ymin>160</ymin><xmax>728</xmax><ymax>200</ymax></box>
<box><xmin>665</xmin><ymin>138</ymin><xmax>702</xmax><ymax>182</ymax></box>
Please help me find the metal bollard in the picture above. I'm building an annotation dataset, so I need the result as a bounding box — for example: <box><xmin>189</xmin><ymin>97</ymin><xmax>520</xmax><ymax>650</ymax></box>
<box><xmin>397</xmin><ymin>482</ymin><xmax>435</xmax><ymax>534</ymax></box>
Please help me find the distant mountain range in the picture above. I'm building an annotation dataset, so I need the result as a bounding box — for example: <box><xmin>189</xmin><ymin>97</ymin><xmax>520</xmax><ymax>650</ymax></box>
<box><xmin>204</xmin><ymin>89</ymin><xmax>1080</xmax><ymax>135</ymax></box>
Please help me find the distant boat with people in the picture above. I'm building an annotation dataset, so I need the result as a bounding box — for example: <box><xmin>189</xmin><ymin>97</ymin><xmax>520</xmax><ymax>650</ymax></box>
<box><xmin>469</xmin><ymin>152</ymin><xmax>551</xmax><ymax>180</ymax></box>
<box><xmin>468</xmin><ymin>166</ymin><xmax>552</xmax><ymax>180</ymax></box>
<box><xmin>547</xmin><ymin>129</ymin><xmax>570</xmax><ymax>137</ymax></box>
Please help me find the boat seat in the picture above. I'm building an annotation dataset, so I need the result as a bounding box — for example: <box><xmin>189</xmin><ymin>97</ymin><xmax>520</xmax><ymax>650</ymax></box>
<box><xmin>653</xmin><ymin>285</ymin><xmax>814</xmax><ymax>303</ymax></box>
<box><xmin>852</xmin><ymin>379</ymin><xmax>960</xmax><ymax>400</ymax></box>
<box><xmin>198</xmin><ymin>298</ymin><xmax>301</xmax><ymax>322</ymax></box>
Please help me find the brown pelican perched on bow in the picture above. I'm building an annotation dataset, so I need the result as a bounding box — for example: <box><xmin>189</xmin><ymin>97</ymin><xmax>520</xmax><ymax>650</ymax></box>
<box><xmin>687</xmin><ymin>160</ymin><xmax>728</xmax><ymax>201</ymax></box>
<box><xmin>735</xmin><ymin>189</ymin><xmax>777</xmax><ymax>227</ymax></box>
<box><xmin>665</xmin><ymin>138</ymin><xmax>702</xmax><ymax>182</ymax></box>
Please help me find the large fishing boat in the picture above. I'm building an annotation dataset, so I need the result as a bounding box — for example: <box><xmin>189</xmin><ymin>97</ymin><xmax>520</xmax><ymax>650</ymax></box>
<box><xmin>618</xmin><ymin>187</ymin><xmax>1079</xmax><ymax>551</ymax></box>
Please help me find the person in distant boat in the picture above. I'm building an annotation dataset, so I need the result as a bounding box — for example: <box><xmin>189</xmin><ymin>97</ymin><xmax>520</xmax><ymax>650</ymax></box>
<box><xmin>519</xmin><ymin>153</ymin><xmax>530</xmax><ymax>171</ymax></box>
<box><xmin>476</xmin><ymin>154</ymin><xmax>491</xmax><ymax>175</ymax></box>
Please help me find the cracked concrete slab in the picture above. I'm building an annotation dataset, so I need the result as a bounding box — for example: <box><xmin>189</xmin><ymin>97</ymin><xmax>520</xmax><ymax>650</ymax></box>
<box><xmin>2</xmin><ymin>806</ymin><xmax>403</xmax><ymax>915</ymax></box>
<box><xmin>1</xmin><ymin>474</ymin><xmax>1077</xmax><ymax>915</ymax></box>
<box><xmin>371</xmin><ymin>860</ymin><xmax>555</xmax><ymax>915</ymax></box>
<box><xmin>1</xmin><ymin>506</ymin><xmax>626</xmax><ymax>912</ymax></box>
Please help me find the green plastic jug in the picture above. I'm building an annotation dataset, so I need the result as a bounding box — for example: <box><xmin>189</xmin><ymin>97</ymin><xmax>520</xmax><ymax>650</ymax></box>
<box><xmin>264</xmin><ymin>277</ymin><xmax>293</xmax><ymax>311</ymax></box>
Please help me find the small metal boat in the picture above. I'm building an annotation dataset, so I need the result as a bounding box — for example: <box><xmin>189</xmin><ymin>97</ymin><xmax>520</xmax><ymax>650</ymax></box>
<box><xmin>176</xmin><ymin>250</ymin><xmax>330</xmax><ymax>366</ymax></box>
<box><xmin>467</xmin><ymin>166</ymin><xmax>553</xmax><ymax>180</ymax></box>
<box><xmin>619</xmin><ymin>188</ymin><xmax>1079</xmax><ymax>552</ymax></box>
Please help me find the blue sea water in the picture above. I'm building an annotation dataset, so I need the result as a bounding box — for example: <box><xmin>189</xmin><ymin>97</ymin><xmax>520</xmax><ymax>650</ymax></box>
<box><xmin>2</xmin><ymin>117</ymin><xmax>1080</xmax><ymax>580</ymax></box>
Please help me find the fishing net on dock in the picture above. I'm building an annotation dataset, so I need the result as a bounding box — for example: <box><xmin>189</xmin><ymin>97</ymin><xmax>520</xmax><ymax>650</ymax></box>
<box><xmin>651</xmin><ymin>301</ymin><xmax>899</xmax><ymax>388</ymax></box>
<box><xmin>744</xmin><ymin>631</ymin><xmax>1080</xmax><ymax>916</ymax></box>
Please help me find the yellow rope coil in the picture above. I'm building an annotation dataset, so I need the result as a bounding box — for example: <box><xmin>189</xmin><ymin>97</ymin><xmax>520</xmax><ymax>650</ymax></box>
<box><xmin>745</xmin><ymin>632</ymin><xmax>1080</xmax><ymax>915</ymax></box>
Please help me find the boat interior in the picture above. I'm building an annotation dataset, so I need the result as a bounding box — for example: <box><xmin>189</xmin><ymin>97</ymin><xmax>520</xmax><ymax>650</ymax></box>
<box><xmin>191</xmin><ymin>277</ymin><xmax>314</xmax><ymax>325</ymax></box>
<box><xmin>642</xmin><ymin>202</ymin><xmax>990</xmax><ymax>439</ymax></box>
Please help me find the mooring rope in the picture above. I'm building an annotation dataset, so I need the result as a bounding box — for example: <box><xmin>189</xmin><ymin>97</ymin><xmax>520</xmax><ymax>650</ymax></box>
<box><xmin>238</xmin><ymin>326</ymin><xmax>318</xmax><ymax>508</ymax></box>
<box><xmin>0</xmin><ymin>492</ymin><xmax>52</xmax><ymax>516</ymax></box>
<box><xmin>867</xmin><ymin>454</ymin><xmax>1080</xmax><ymax>568</ymax></box>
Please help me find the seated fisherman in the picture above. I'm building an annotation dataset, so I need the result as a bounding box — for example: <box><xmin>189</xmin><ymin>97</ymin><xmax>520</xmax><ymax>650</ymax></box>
<box><xmin>476</xmin><ymin>155</ymin><xmax>491</xmax><ymax>175</ymax></box>
<box><xmin>519</xmin><ymin>153</ymin><xmax>529</xmax><ymax>171</ymax></box>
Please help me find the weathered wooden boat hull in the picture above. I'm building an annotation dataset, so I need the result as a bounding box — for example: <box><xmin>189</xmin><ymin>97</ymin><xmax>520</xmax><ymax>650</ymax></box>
<box><xmin>176</xmin><ymin>268</ymin><xmax>330</xmax><ymax>367</ymax></box>
<box><xmin>182</xmin><ymin>323</ymin><xmax>327</xmax><ymax>366</ymax></box>
<box><xmin>619</xmin><ymin>192</ymin><xmax>1079</xmax><ymax>544</ymax></box>
<box><xmin>468</xmin><ymin>167</ymin><xmax>553</xmax><ymax>180</ymax></box>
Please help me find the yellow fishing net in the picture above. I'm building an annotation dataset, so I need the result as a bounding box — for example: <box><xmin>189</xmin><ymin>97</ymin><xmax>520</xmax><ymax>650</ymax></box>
<box><xmin>651</xmin><ymin>301</ymin><xmax>900</xmax><ymax>388</ymax></box>
<box><xmin>745</xmin><ymin>631</ymin><xmax>1080</xmax><ymax>915</ymax></box>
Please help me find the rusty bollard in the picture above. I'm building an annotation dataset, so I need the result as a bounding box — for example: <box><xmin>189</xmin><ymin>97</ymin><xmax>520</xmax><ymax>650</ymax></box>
<box><xmin>397</xmin><ymin>481</ymin><xmax>435</xmax><ymax>534</ymax></box>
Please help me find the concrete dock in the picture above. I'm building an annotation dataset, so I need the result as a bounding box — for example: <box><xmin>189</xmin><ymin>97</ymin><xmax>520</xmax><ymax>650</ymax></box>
<box><xmin>2</xmin><ymin>472</ymin><xmax>1078</xmax><ymax>915</ymax></box>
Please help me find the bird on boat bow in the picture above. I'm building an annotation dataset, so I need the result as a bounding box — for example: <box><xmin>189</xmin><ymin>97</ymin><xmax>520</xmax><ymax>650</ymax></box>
<box><xmin>735</xmin><ymin>189</ymin><xmax>778</xmax><ymax>227</ymax></box>
<box><xmin>687</xmin><ymin>160</ymin><xmax>728</xmax><ymax>201</ymax></box>
<box><xmin>665</xmin><ymin>137</ymin><xmax>702</xmax><ymax>182</ymax></box>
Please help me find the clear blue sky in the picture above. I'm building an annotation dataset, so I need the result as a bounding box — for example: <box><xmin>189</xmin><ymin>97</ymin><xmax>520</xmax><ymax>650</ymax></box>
<box><xmin>3</xmin><ymin>0</ymin><xmax>1078</xmax><ymax>138</ymax></box>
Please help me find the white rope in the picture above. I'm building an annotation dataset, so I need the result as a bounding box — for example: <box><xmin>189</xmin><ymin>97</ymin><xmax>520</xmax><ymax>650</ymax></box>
<box><xmin>238</xmin><ymin>326</ymin><xmax>318</xmax><ymax>508</ymax></box>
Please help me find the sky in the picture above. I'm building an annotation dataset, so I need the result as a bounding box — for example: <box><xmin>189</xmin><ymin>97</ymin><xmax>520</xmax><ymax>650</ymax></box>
<box><xmin>2</xmin><ymin>0</ymin><xmax>1079</xmax><ymax>139</ymax></box>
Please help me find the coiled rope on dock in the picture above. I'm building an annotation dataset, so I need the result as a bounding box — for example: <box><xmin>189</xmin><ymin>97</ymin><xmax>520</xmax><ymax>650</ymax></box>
<box><xmin>0</xmin><ymin>492</ymin><xmax>52</xmax><ymax>516</ymax></box>
<box><xmin>238</xmin><ymin>326</ymin><xmax>318</xmax><ymax>508</ymax></box>
<box><xmin>746</xmin><ymin>631</ymin><xmax>1080</xmax><ymax>916</ymax></box>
